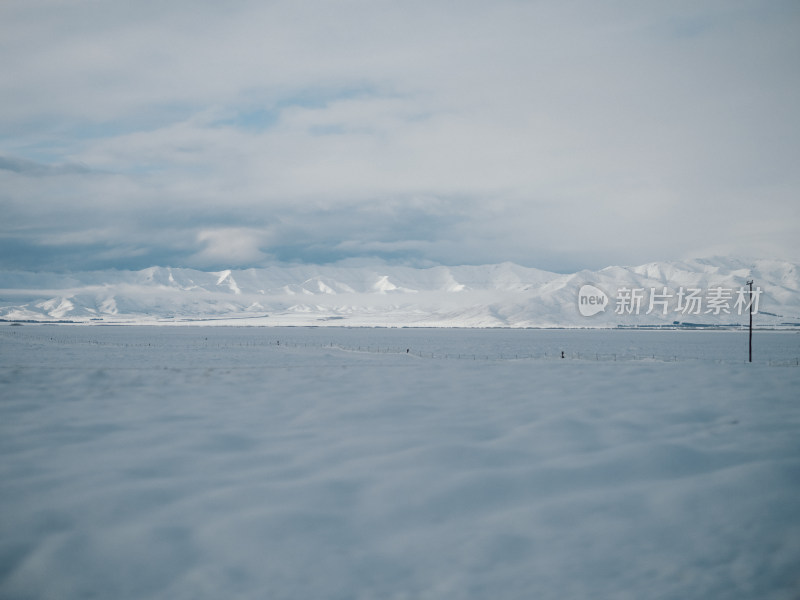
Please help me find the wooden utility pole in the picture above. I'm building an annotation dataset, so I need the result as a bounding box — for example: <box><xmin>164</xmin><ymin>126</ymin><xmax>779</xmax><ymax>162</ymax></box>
<box><xmin>747</xmin><ymin>279</ymin><xmax>754</xmax><ymax>363</ymax></box>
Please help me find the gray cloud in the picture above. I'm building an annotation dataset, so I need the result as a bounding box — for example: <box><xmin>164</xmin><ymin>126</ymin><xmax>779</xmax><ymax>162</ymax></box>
<box><xmin>0</xmin><ymin>155</ymin><xmax>90</xmax><ymax>176</ymax></box>
<box><xmin>1</xmin><ymin>0</ymin><xmax>799</xmax><ymax>272</ymax></box>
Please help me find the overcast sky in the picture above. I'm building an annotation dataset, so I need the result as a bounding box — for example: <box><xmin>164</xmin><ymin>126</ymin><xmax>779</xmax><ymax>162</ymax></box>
<box><xmin>1</xmin><ymin>0</ymin><xmax>799</xmax><ymax>273</ymax></box>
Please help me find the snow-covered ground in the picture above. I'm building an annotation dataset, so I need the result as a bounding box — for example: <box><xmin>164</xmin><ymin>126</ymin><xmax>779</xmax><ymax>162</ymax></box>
<box><xmin>1</xmin><ymin>326</ymin><xmax>799</xmax><ymax>599</ymax></box>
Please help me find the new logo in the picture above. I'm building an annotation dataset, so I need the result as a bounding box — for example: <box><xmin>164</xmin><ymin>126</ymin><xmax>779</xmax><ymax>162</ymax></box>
<box><xmin>578</xmin><ymin>284</ymin><xmax>608</xmax><ymax>317</ymax></box>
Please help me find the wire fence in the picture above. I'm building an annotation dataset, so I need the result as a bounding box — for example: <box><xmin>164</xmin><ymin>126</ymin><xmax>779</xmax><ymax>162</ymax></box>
<box><xmin>268</xmin><ymin>339</ymin><xmax>800</xmax><ymax>366</ymax></box>
<box><xmin>2</xmin><ymin>328</ymin><xmax>799</xmax><ymax>367</ymax></box>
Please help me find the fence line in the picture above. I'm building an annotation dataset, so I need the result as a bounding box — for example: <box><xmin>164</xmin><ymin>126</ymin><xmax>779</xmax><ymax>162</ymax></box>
<box><xmin>2</xmin><ymin>328</ymin><xmax>798</xmax><ymax>367</ymax></box>
<box><xmin>274</xmin><ymin>339</ymin><xmax>800</xmax><ymax>366</ymax></box>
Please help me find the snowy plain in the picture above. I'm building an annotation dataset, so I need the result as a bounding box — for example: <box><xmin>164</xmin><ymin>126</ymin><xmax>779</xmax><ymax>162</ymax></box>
<box><xmin>1</xmin><ymin>325</ymin><xmax>799</xmax><ymax>600</ymax></box>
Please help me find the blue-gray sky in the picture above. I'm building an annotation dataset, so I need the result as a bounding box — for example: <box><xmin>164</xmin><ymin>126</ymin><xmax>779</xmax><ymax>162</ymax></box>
<box><xmin>1</xmin><ymin>0</ymin><xmax>799</xmax><ymax>272</ymax></box>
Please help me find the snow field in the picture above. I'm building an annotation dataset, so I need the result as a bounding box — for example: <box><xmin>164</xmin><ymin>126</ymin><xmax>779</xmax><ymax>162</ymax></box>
<box><xmin>1</xmin><ymin>326</ymin><xmax>799</xmax><ymax>599</ymax></box>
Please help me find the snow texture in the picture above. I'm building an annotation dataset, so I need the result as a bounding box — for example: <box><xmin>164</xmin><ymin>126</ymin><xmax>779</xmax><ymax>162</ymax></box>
<box><xmin>1</xmin><ymin>257</ymin><xmax>798</xmax><ymax>327</ymax></box>
<box><xmin>1</xmin><ymin>325</ymin><xmax>799</xmax><ymax>599</ymax></box>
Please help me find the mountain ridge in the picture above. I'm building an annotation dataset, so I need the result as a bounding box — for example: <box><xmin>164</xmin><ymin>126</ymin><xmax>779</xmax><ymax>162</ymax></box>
<box><xmin>1</xmin><ymin>258</ymin><xmax>798</xmax><ymax>327</ymax></box>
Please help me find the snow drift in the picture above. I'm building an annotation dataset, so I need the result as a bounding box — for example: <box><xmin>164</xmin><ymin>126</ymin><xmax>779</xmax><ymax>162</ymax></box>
<box><xmin>1</xmin><ymin>326</ymin><xmax>799</xmax><ymax>599</ymax></box>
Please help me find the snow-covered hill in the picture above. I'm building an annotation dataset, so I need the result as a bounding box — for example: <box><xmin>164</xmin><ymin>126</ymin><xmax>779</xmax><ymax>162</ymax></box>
<box><xmin>1</xmin><ymin>258</ymin><xmax>798</xmax><ymax>327</ymax></box>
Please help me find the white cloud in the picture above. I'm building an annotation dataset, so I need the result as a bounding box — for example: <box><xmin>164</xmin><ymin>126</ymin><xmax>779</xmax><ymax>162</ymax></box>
<box><xmin>192</xmin><ymin>228</ymin><xmax>272</xmax><ymax>267</ymax></box>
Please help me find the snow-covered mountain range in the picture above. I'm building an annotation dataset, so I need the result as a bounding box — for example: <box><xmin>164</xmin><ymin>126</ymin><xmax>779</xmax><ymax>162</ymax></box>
<box><xmin>1</xmin><ymin>258</ymin><xmax>798</xmax><ymax>327</ymax></box>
